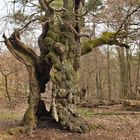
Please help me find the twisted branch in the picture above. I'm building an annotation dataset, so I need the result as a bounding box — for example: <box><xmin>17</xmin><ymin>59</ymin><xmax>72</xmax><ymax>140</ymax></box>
<box><xmin>3</xmin><ymin>32</ymin><xmax>38</xmax><ymax>66</ymax></box>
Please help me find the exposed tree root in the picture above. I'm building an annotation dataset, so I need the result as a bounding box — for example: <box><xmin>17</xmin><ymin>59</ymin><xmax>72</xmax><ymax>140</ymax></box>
<box><xmin>7</xmin><ymin>126</ymin><xmax>26</xmax><ymax>135</ymax></box>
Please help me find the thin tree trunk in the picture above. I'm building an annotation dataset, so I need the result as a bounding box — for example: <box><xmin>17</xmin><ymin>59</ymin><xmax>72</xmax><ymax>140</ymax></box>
<box><xmin>126</xmin><ymin>49</ymin><xmax>133</xmax><ymax>99</ymax></box>
<box><xmin>107</xmin><ymin>46</ymin><xmax>111</xmax><ymax>102</ymax></box>
<box><xmin>117</xmin><ymin>48</ymin><xmax>128</xmax><ymax>98</ymax></box>
<box><xmin>95</xmin><ymin>48</ymin><xmax>103</xmax><ymax>102</ymax></box>
<box><xmin>0</xmin><ymin>68</ymin><xmax>11</xmax><ymax>102</ymax></box>
<box><xmin>92</xmin><ymin>16</ymin><xmax>103</xmax><ymax>103</ymax></box>
<box><xmin>135</xmin><ymin>50</ymin><xmax>140</xmax><ymax>99</ymax></box>
<box><xmin>4</xmin><ymin>75</ymin><xmax>11</xmax><ymax>102</ymax></box>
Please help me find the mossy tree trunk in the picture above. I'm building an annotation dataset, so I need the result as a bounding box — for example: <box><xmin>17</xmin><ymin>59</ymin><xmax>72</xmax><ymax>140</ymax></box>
<box><xmin>23</xmin><ymin>65</ymin><xmax>40</xmax><ymax>135</ymax></box>
<box><xmin>3</xmin><ymin>32</ymin><xmax>52</xmax><ymax>135</ymax></box>
<box><xmin>3</xmin><ymin>0</ymin><xmax>130</xmax><ymax>135</ymax></box>
<box><xmin>41</xmin><ymin>0</ymin><xmax>90</xmax><ymax>132</ymax></box>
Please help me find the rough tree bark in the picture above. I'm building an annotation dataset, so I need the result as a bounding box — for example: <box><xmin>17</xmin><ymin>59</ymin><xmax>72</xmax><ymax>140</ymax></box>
<box><xmin>2</xmin><ymin>32</ymin><xmax>51</xmax><ymax>135</ymax></box>
<box><xmin>44</xmin><ymin>0</ymin><xmax>90</xmax><ymax>132</ymax></box>
<box><xmin>3</xmin><ymin>0</ymin><xmax>130</xmax><ymax>135</ymax></box>
<box><xmin>3</xmin><ymin>33</ymin><xmax>38</xmax><ymax>135</ymax></box>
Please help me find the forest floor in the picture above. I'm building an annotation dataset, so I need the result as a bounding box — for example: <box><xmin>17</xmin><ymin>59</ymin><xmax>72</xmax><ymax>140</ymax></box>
<box><xmin>0</xmin><ymin>98</ymin><xmax>140</xmax><ymax>140</ymax></box>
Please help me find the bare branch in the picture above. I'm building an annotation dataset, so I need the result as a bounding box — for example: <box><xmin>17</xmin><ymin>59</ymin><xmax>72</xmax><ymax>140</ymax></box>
<box><xmin>63</xmin><ymin>22</ymin><xmax>90</xmax><ymax>39</ymax></box>
<box><xmin>39</xmin><ymin>0</ymin><xmax>48</xmax><ymax>13</ymax></box>
<box><xmin>39</xmin><ymin>0</ymin><xmax>54</xmax><ymax>15</ymax></box>
<box><xmin>114</xmin><ymin>6</ymin><xmax>140</xmax><ymax>39</ymax></box>
<box><xmin>19</xmin><ymin>19</ymin><xmax>38</xmax><ymax>33</ymax></box>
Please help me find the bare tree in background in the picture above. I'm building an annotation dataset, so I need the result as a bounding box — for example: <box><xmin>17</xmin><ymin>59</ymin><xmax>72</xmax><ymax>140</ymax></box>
<box><xmin>0</xmin><ymin>54</ymin><xmax>16</xmax><ymax>101</ymax></box>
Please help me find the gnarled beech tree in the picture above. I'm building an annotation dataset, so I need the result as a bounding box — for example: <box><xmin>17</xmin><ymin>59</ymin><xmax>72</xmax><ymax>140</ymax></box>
<box><xmin>3</xmin><ymin>0</ymin><xmax>129</xmax><ymax>135</ymax></box>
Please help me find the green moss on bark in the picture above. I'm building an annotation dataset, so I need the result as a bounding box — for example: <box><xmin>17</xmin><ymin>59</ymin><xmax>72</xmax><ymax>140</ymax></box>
<box><xmin>23</xmin><ymin>106</ymin><xmax>37</xmax><ymax>135</ymax></box>
<box><xmin>82</xmin><ymin>32</ymin><xmax>129</xmax><ymax>55</ymax></box>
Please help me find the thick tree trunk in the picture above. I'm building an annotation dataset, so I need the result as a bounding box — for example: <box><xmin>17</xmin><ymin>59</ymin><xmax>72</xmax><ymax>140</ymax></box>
<box><xmin>50</xmin><ymin>58</ymin><xmax>90</xmax><ymax>132</ymax></box>
<box><xmin>37</xmin><ymin>0</ymin><xmax>90</xmax><ymax>132</ymax></box>
<box><xmin>23</xmin><ymin>58</ymin><xmax>53</xmax><ymax>135</ymax></box>
<box><xmin>23</xmin><ymin>65</ymin><xmax>40</xmax><ymax>135</ymax></box>
<box><xmin>40</xmin><ymin>0</ymin><xmax>90</xmax><ymax>131</ymax></box>
<box><xmin>2</xmin><ymin>33</ymin><xmax>51</xmax><ymax>135</ymax></box>
<box><xmin>3</xmin><ymin>0</ymin><xmax>130</xmax><ymax>135</ymax></box>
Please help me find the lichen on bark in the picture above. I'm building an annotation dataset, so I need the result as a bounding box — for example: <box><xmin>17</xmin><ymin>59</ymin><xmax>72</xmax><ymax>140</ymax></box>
<box><xmin>45</xmin><ymin>0</ymin><xmax>91</xmax><ymax>132</ymax></box>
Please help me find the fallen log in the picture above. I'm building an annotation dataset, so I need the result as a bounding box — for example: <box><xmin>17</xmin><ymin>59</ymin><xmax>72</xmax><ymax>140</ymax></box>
<box><xmin>122</xmin><ymin>100</ymin><xmax>140</xmax><ymax>111</ymax></box>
